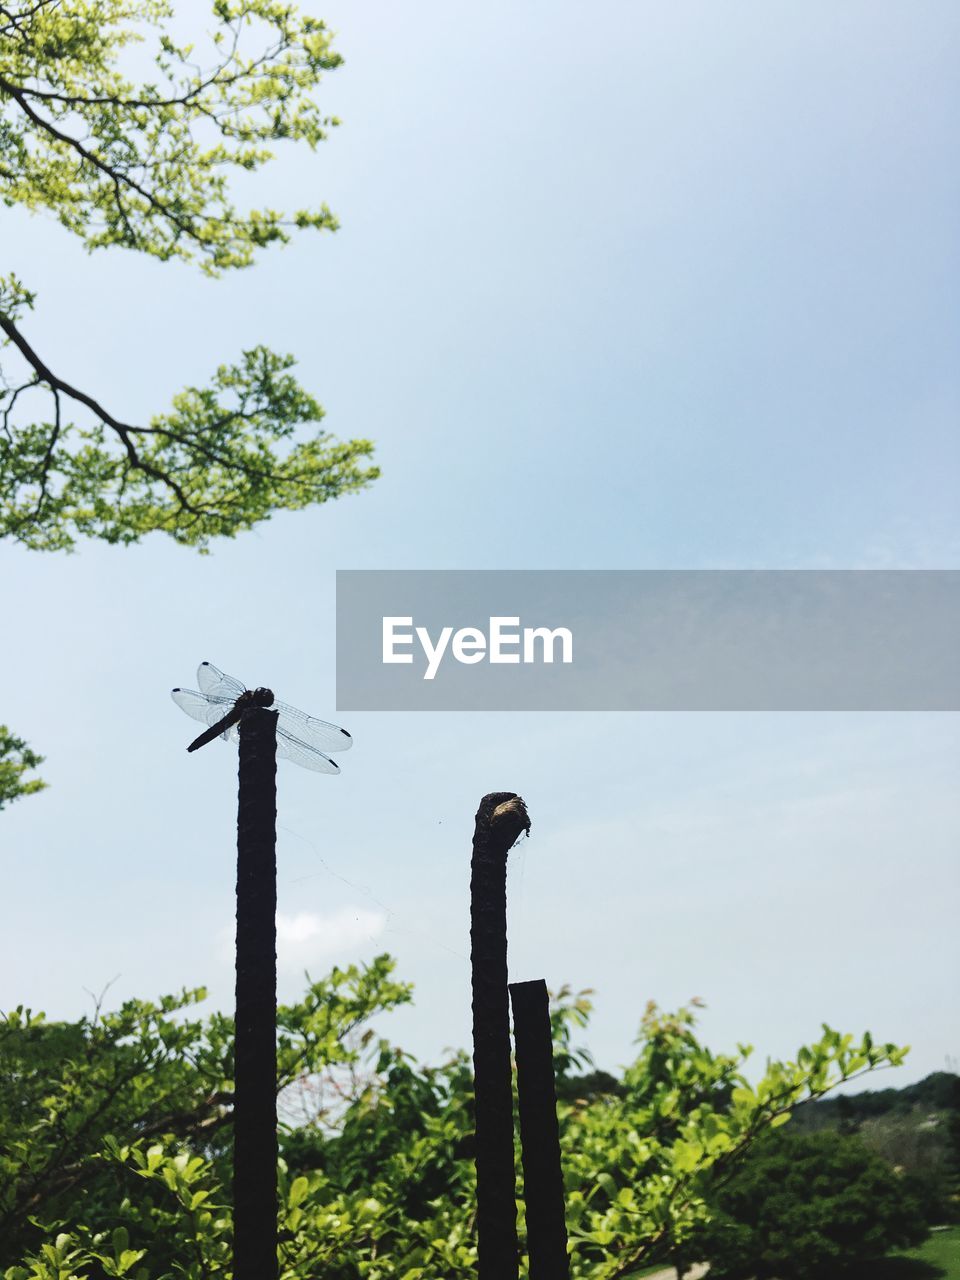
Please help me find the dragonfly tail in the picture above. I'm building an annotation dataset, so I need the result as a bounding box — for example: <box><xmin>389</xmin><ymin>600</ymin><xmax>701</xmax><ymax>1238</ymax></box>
<box><xmin>187</xmin><ymin>710</ymin><xmax>238</xmax><ymax>753</ymax></box>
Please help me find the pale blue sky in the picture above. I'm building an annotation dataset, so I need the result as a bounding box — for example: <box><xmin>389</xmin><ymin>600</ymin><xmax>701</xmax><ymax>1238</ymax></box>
<box><xmin>2</xmin><ymin>1</ymin><xmax>958</xmax><ymax>1085</ymax></box>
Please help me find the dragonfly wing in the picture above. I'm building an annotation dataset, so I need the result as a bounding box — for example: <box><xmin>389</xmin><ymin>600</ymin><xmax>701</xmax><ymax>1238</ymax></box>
<box><xmin>273</xmin><ymin>699</ymin><xmax>353</xmax><ymax>753</ymax></box>
<box><xmin>172</xmin><ymin>686</ymin><xmax>236</xmax><ymax>728</ymax></box>
<box><xmin>197</xmin><ymin>661</ymin><xmax>246</xmax><ymax>701</ymax></box>
<box><xmin>275</xmin><ymin>726</ymin><xmax>341</xmax><ymax>774</ymax></box>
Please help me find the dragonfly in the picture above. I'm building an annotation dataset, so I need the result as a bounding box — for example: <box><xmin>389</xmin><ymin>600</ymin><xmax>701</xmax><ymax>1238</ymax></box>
<box><xmin>171</xmin><ymin>662</ymin><xmax>352</xmax><ymax>774</ymax></box>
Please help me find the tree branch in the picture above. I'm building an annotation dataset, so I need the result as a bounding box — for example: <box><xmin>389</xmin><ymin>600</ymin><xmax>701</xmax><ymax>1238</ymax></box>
<box><xmin>0</xmin><ymin>310</ymin><xmax>204</xmax><ymax>517</ymax></box>
<box><xmin>0</xmin><ymin>73</ymin><xmax>208</xmax><ymax>250</ymax></box>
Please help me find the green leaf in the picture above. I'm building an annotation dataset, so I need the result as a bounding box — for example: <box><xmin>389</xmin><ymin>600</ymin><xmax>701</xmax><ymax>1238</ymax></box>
<box><xmin>288</xmin><ymin>1176</ymin><xmax>309</xmax><ymax>1208</ymax></box>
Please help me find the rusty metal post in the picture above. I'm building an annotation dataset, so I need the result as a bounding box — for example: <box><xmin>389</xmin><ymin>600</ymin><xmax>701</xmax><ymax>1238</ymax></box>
<box><xmin>510</xmin><ymin>978</ymin><xmax>570</xmax><ymax>1280</ymax></box>
<box><xmin>470</xmin><ymin>792</ymin><xmax>530</xmax><ymax>1280</ymax></box>
<box><xmin>234</xmin><ymin>706</ymin><xmax>279</xmax><ymax>1280</ymax></box>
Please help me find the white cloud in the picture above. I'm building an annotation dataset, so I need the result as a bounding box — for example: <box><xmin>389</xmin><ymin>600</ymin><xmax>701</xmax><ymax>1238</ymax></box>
<box><xmin>275</xmin><ymin>907</ymin><xmax>387</xmax><ymax>973</ymax></box>
<box><xmin>214</xmin><ymin>906</ymin><xmax>387</xmax><ymax>973</ymax></box>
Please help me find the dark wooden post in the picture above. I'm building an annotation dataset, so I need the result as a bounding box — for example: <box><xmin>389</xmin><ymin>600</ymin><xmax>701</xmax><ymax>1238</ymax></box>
<box><xmin>470</xmin><ymin>792</ymin><xmax>530</xmax><ymax>1280</ymax></box>
<box><xmin>509</xmin><ymin>979</ymin><xmax>570</xmax><ymax>1280</ymax></box>
<box><xmin>234</xmin><ymin>706</ymin><xmax>279</xmax><ymax>1280</ymax></box>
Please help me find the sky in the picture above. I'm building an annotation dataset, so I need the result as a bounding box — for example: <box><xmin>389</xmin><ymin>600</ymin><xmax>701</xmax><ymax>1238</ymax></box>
<box><xmin>1</xmin><ymin>1</ymin><xmax>958</xmax><ymax>1089</ymax></box>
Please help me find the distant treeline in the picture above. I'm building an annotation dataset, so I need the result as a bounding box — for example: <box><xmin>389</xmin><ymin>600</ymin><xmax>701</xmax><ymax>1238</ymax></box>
<box><xmin>791</xmin><ymin>1070</ymin><xmax>960</xmax><ymax>1129</ymax></box>
<box><xmin>775</xmin><ymin>1071</ymin><xmax>960</xmax><ymax>1226</ymax></box>
<box><xmin>559</xmin><ymin>1066</ymin><xmax>960</xmax><ymax>1223</ymax></box>
<box><xmin>558</xmin><ymin>1069</ymin><xmax>960</xmax><ymax>1118</ymax></box>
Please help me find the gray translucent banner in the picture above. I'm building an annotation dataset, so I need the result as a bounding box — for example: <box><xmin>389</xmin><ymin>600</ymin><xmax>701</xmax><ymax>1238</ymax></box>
<box><xmin>335</xmin><ymin>571</ymin><xmax>960</xmax><ymax>711</ymax></box>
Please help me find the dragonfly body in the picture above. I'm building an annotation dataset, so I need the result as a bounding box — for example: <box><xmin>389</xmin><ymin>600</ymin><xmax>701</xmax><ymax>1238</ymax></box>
<box><xmin>172</xmin><ymin>663</ymin><xmax>351</xmax><ymax>774</ymax></box>
<box><xmin>185</xmin><ymin>686</ymin><xmax>276</xmax><ymax>753</ymax></box>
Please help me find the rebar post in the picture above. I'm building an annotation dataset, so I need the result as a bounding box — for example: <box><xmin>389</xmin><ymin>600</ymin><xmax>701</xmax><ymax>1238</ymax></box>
<box><xmin>234</xmin><ymin>706</ymin><xmax>279</xmax><ymax>1280</ymax></box>
<box><xmin>510</xmin><ymin>978</ymin><xmax>570</xmax><ymax>1280</ymax></box>
<box><xmin>470</xmin><ymin>791</ymin><xmax>530</xmax><ymax>1280</ymax></box>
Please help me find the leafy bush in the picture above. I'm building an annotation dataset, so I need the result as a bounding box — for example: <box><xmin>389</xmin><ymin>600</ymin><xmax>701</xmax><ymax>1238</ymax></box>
<box><xmin>695</xmin><ymin>1129</ymin><xmax>929</xmax><ymax>1280</ymax></box>
<box><xmin>0</xmin><ymin>959</ymin><xmax>910</xmax><ymax>1279</ymax></box>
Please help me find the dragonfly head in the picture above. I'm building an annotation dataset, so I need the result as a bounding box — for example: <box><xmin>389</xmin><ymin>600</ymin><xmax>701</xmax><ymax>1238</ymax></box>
<box><xmin>251</xmin><ymin>687</ymin><xmax>275</xmax><ymax>707</ymax></box>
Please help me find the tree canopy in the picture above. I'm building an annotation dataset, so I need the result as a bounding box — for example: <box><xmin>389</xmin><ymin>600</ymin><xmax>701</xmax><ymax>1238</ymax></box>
<box><xmin>0</xmin><ymin>957</ymin><xmax>912</xmax><ymax>1280</ymax></box>
<box><xmin>0</xmin><ymin>0</ymin><xmax>381</xmax><ymax>798</ymax></box>
<box><xmin>0</xmin><ymin>0</ymin><xmax>379</xmax><ymax>553</ymax></box>
<box><xmin>0</xmin><ymin>723</ymin><xmax>45</xmax><ymax>809</ymax></box>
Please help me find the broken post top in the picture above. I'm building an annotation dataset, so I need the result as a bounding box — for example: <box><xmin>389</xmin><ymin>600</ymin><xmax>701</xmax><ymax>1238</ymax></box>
<box><xmin>473</xmin><ymin>792</ymin><xmax>531</xmax><ymax>859</ymax></box>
